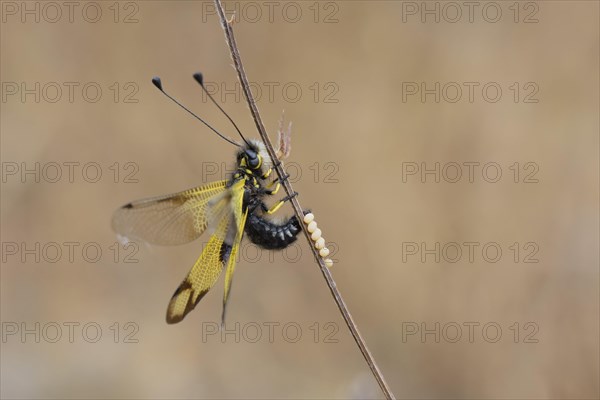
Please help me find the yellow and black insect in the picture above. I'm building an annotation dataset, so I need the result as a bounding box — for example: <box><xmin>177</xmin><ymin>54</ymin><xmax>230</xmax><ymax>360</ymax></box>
<box><xmin>112</xmin><ymin>74</ymin><xmax>303</xmax><ymax>324</ymax></box>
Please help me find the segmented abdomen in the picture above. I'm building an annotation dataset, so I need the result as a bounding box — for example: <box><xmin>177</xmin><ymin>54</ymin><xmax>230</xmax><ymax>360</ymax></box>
<box><xmin>245</xmin><ymin>213</ymin><xmax>301</xmax><ymax>250</ymax></box>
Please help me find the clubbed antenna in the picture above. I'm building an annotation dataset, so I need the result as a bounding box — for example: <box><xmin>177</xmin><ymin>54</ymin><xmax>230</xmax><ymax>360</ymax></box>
<box><xmin>151</xmin><ymin>76</ymin><xmax>241</xmax><ymax>147</ymax></box>
<box><xmin>193</xmin><ymin>72</ymin><xmax>250</xmax><ymax>147</ymax></box>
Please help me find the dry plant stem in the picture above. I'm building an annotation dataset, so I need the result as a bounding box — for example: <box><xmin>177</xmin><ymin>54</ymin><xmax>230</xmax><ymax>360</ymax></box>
<box><xmin>213</xmin><ymin>1</ymin><xmax>395</xmax><ymax>399</ymax></box>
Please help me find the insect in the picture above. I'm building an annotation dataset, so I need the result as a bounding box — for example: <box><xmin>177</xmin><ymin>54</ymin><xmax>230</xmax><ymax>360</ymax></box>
<box><xmin>112</xmin><ymin>73</ymin><xmax>304</xmax><ymax>324</ymax></box>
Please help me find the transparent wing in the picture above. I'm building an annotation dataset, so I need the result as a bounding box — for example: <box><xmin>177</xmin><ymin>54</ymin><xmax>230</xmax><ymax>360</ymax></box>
<box><xmin>165</xmin><ymin>178</ymin><xmax>246</xmax><ymax>324</ymax></box>
<box><xmin>111</xmin><ymin>180</ymin><xmax>228</xmax><ymax>246</ymax></box>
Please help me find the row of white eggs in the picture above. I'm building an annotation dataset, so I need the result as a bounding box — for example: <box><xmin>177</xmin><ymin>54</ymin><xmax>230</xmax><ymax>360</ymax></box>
<box><xmin>303</xmin><ymin>213</ymin><xmax>334</xmax><ymax>268</ymax></box>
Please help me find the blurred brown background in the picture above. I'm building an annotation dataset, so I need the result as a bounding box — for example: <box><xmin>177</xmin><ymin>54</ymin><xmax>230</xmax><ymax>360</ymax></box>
<box><xmin>1</xmin><ymin>1</ymin><xmax>598</xmax><ymax>399</ymax></box>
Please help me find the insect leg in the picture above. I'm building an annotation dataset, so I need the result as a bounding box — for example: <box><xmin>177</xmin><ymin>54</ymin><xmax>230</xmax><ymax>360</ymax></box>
<box><xmin>263</xmin><ymin>165</ymin><xmax>289</xmax><ymax>183</ymax></box>
<box><xmin>265</xmin><ymin>191</ymin><xmax>298</xmax><ymax>215</ymax></box>
<box><xmin>265</xmin><ymin>181</ymin><xmax>281</xmax><ymax>195</ymax></box>
<box><xmin>262</xmin><ymin>168</ymin><xmax>291</xmax><ymax>195</ymax></box>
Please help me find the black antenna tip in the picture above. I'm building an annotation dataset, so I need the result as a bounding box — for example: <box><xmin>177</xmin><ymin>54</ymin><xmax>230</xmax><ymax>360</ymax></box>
<box><xmin>151</xmin><ymin>77</ymin><xmax>163</xmax><ymax>91</ymax></box>
<box><xmin>193</xmin><ymin>72</ymin><xmax>204</xmax><ymax>86</ymax></box>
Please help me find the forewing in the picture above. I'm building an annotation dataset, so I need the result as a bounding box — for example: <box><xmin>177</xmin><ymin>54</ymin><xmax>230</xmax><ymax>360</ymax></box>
<box><xmin>111</xmin><ymin>180</ymin><xmax>227</xmax><ymax>245</ymax></box>
<box><xmin>166</xmin><ymin>194</ymin><xmax>234</xmax><ymax>324</ymax></box>
<box><xmin>221</xmin><ymin>179</ymin><xmax>248</xmax><ymax>324</ymax></box>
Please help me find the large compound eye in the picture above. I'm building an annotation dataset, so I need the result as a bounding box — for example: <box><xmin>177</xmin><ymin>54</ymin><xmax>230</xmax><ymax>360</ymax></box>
<box><xmin>248</xmin><ymin>155</ymin><xmax>260</xmax><ymax>169</ymax></box>
<box><xmin>245</xmin><ymin>150</ymin><xmax>261</xmax><ymax>169</ymax></box>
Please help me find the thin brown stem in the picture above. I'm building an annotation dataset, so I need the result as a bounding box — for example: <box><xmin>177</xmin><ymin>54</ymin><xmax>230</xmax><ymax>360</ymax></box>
<box><xmin>213</xmin><ymin>1</ymin><xmax>396</xmax><ymax>398</ymax></box>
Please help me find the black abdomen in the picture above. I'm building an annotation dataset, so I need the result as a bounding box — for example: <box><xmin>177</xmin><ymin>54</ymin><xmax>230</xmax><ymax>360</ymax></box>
<box><xmin>245</xmin><ymin>214</ymin><xmax>301</xmax><ymax>250</ymax></box>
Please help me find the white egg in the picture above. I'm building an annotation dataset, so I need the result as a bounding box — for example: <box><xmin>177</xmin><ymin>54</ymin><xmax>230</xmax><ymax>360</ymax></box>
<box><xmin>315</xmin><ymin>237</ymin><xmax>325</xmax><ymax>249</ymax></box>
<box><xmin>311</xmin><ymin>228</ymin><xmax>322</xmax><ymax>241</ymax></box>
